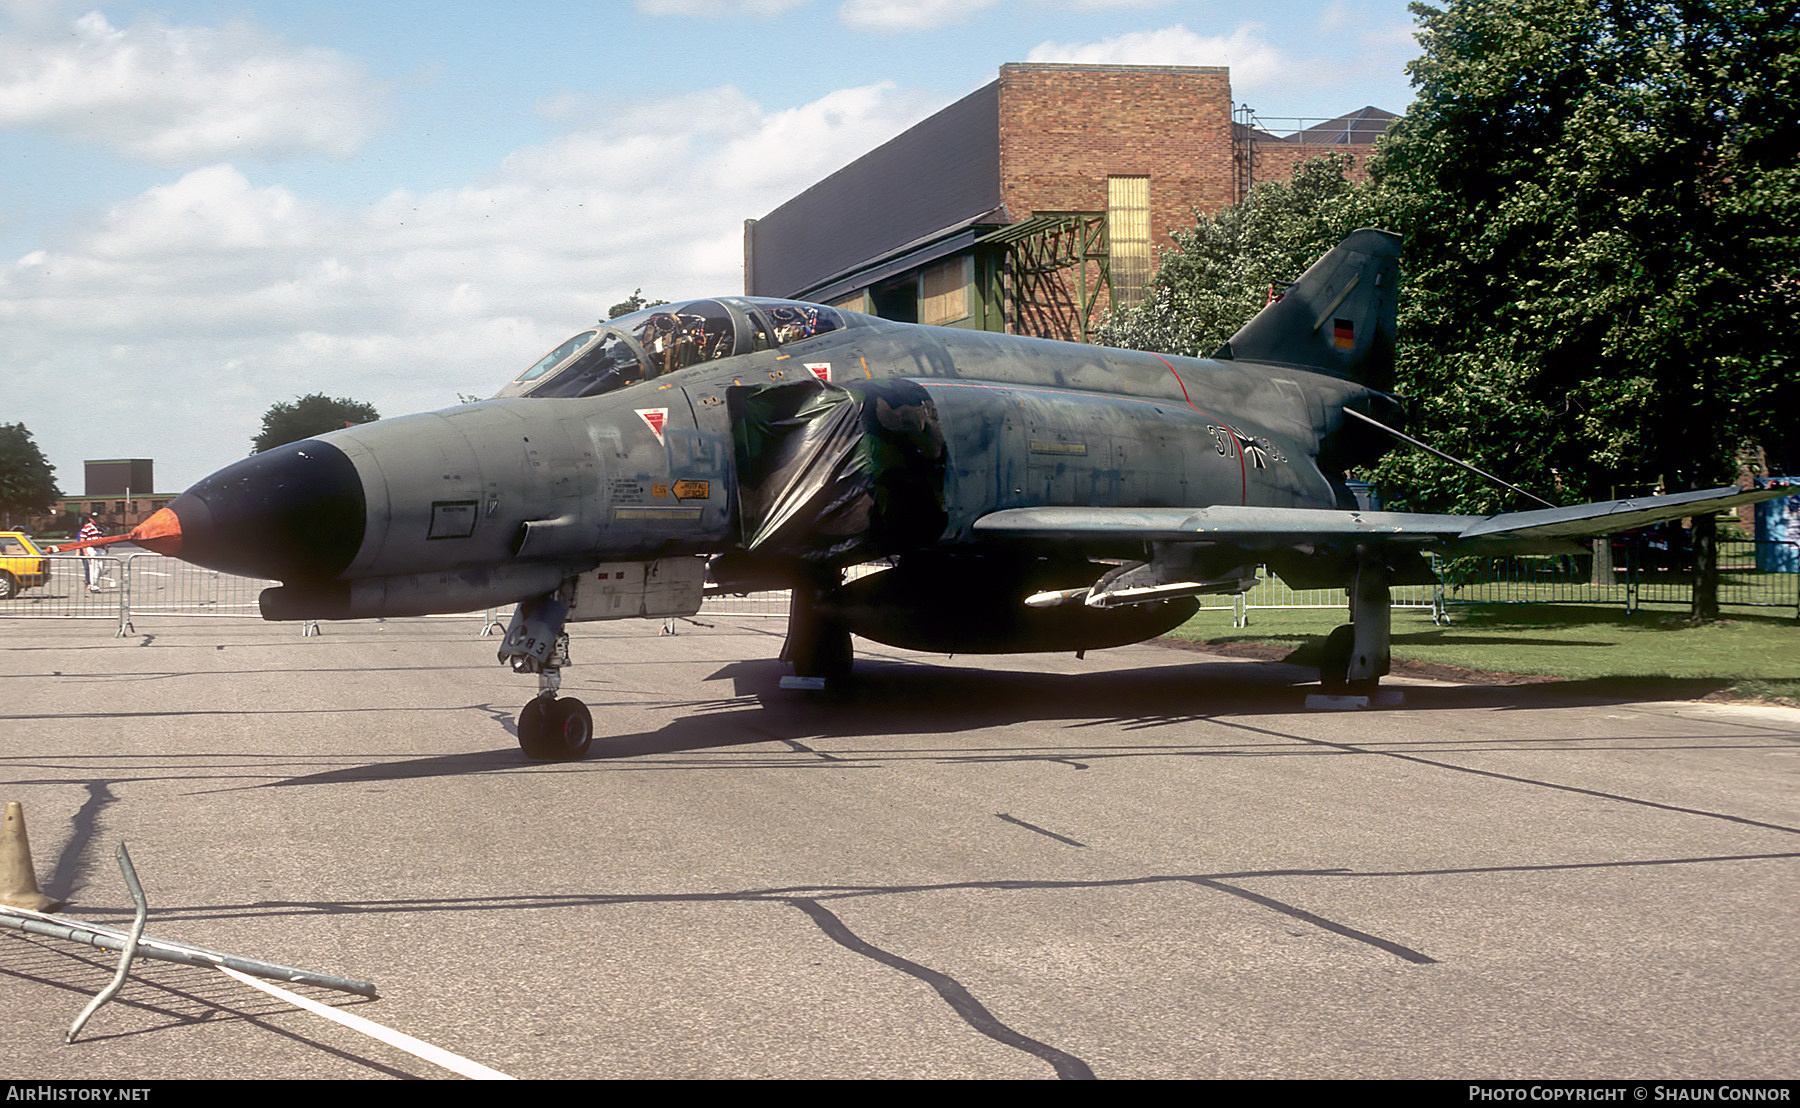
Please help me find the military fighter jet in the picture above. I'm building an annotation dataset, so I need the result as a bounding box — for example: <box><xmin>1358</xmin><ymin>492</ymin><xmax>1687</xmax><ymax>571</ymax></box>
<box><xmin>127</xmin><ymin>229</ymin><xmax>1786</xmax><ymax>759</ymax></box>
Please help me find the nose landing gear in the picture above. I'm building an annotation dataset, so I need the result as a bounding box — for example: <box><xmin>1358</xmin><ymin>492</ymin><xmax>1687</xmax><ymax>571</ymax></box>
<box><xmin>499</xmin><ymin>592</ymin><xmax>592</xmax><ymax>760</ymax></box>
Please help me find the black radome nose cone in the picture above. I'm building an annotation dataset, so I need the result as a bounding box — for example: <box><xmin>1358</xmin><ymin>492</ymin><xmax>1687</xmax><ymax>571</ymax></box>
<box><xmin>166</xmin><ymin>439</ymin><xmax>366</xmax><ymax>582</ymax></box>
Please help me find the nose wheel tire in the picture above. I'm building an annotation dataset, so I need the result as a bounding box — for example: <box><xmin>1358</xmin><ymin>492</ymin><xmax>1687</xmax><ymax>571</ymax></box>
<box><xmin>518</xmin><ymin>697</ymin><xmax>594</xmax><ymax>760</ymax></box>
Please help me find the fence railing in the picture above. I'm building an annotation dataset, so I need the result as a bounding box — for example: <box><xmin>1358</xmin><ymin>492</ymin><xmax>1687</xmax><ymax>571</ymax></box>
<box><xmin>1186</xmin><ymin>572</ymin><xmax>1438</xmax><ymax>627</ymax></box>
<box><xmin>1</xmin><ymin>554</ymin><xmax>129</xmax><ymax>632</ymax></box>
<box><xmin>0</xmin><ymin>553</ymin><xmax>278</xmax><ymax>634</ymax></box>
<box><xmin>3</xmin><ymin>543</ymin><xmax>1794</xmax><ymax>635</ymax></box>
<box><xmin>1432</xmin><ymin>538</ymin><xmax>1798</xmax><ymax>619</ymax></box>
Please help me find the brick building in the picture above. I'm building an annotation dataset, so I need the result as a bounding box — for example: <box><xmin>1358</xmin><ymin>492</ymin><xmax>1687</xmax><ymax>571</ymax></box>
<box><xmin>1237</xmin><ymin>105</ymin><xmax>1398</xmax><ymax>197</ymax></box>
<box><xmin>744</xmin><ymin>63</ymin><xmax>1391</xmax><ymax>342</ymax></box>
<box><xmin>24</xmin><ymin>459</ymin><xmax>175</xmax><ymax>539</ymax></box>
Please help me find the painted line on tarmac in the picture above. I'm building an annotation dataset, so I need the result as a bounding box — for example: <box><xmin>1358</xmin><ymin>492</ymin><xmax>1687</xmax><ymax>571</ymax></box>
<box><xmin>218</xmin><ymin>967</ymin><xmax>515</xmax><ymax>1080</ymax></box>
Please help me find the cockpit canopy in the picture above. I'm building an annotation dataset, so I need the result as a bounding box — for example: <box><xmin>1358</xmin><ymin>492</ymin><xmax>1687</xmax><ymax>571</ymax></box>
<box><xmin>495</xmin><ymin>297</ymin><xmax>852</xmax><ymax>400</ymax></box>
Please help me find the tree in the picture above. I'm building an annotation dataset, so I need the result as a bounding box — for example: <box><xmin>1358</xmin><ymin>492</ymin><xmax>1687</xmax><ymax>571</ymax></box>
<box><xmin>1366</xmin><ymin>0</ymin><xmax>1799</xmax><ymax>507</ymax></box>
<box><xmin>608</xmin><ymin>289</ymin><xmax>668</xmax><ymax>319</ymax></box>
<box><xmin>1098</xmin><ymin>155</ymin><xmax>1376</xmax><ymax>361</ymax></box>
<box><xmin>1365</xmin><ymin>0</ymin><xmax>1799</xmax><ymax>615</ymax></box>
<box><xmin>252</xmin><ymin>394</ymin><xmax>381</xmax><ymax>454</ymax></box>
<box><xmin>0</xmin><ymin>422</ymin><xmax>59</xmax><ymax>528</ymax></box>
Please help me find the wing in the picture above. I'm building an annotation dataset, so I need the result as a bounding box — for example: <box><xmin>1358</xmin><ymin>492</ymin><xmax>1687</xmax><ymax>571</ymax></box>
<box><xmin>974</xmin><ymin>485</ymin><xmax>1790</xmax><ymax>604</ymax></box>
<box><xmin>974</xmin><ymin>484</ymin><xmax>1786</xmax><ymax>555</ymax></box>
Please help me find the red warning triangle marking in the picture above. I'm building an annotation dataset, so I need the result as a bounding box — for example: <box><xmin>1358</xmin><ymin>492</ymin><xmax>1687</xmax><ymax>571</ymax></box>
<box><xmin>637</xmin><ymin>408</ymin><xmax>668</xmax><ymax>443</ymax></box>
<box><xmin>806</xmin><ymin>362</ymin><xmax>831</xmax><ymax>383</ymax></box>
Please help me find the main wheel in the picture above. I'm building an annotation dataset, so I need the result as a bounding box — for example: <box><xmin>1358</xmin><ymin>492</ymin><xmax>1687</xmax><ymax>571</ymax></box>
<box><xmin>1318</xmin><ymin>624</ymin><xmax>1377</xmax><ymax>696</ymax></box>
<box><xmin>0</xmin><ymin>571</ymin><xmax>16</xmax><ymax>600</ymax></box>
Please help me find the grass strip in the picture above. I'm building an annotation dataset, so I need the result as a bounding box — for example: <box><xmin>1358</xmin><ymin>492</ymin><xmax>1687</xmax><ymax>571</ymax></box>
<box><xmin>1167</xmin><ymin>602</ymin><xmax>1800</xmax><ymax>704</ymax></box>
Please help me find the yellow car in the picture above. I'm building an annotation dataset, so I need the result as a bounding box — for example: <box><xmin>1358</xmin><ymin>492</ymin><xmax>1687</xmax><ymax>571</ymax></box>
<box><xmin>0</xmin><ymin>531</ymin><xmax>50</xmax><ymax>599</ymax></box>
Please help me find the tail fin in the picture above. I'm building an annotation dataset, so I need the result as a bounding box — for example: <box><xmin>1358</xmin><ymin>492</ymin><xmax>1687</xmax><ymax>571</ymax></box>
<box><xmin>1214</xmin><ymin>228</ymin><xmax>1400</xmax><ymax>385</ymax></box>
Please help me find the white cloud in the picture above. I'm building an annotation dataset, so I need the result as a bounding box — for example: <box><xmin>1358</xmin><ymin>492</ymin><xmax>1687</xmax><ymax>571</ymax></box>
<box><xmin>838</xmin><ymin>0</ymin><xmax>1003</xmax><ymax>32</ymax></box>
<box><xmin>0</xmin><ymin>0</ymin><xmax>68</xmax><ymax>32</ymax></box>
<box><xmin>838</xmin><ymin>0</ymin><xmax>1173</xmax><ymax>34</ymax></box>
<box><xmin>89</xmin><ymin>166</ymin><xmax>316</xmax><ymax>260</ymax></box>
<box><xmin>637</xmin><ymin>0</ymin><xmax>1175</xmax><ymax>35</ymax></box>
<box><xmin>712</xmin><ymin>82</ymin><xmax>936</xmax><ymax>192</ymax></box>
<box><xmin>0</xmin><ymin>81</ymin><xmax>940</xmax><ymax>488</ymax></box>
<box><xmin>0</xmin><ymin>10</ymin><xmax>383</xmax><ymax>163</ymax></box>
<box><xmin>1027</xmin><ymin>24</ymin><xmax>1289</xmax><ymax>92</ymax></box>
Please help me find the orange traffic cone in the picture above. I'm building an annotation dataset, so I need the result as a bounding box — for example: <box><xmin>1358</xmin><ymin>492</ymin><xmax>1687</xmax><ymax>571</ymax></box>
<box><xmin>1</xmin><ymin>801</ymin><xmax>60</xmax><ymax>912</ymax></box>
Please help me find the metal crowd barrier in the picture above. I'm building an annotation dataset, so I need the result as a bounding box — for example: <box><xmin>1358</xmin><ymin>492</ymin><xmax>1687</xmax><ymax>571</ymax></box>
<box><xmin>1433</xmin><ymin>539</ymin><xmax>1799</xmax><ymax>619</ymax></box>
<box><xmin>696</xmin><ymin>590</ymin><xmax>793</xmax><ymax>618</ymax></box>
<box><xmin>3</xmin><ymin>546</ymin><xmax>1792</xmax><ymax>636</ymax></box>
<box><xmin>0</xmin><ymin>555</ymin><xmax>132</xmax><ymax>632</ymax></box>
<box><xmin>0</xmin><ymin>554</ymin><xmax>276</xmax><ymax>636</ymax></box>
<box><xmin>119</xmin><ymin>553</ymin><xmax>274</xmax><ymax>619</ymax></box>
<box><xmin>1187</xmin><ymin>570</ymin><xmax>1438</xmax><ymax>628</ymax></box>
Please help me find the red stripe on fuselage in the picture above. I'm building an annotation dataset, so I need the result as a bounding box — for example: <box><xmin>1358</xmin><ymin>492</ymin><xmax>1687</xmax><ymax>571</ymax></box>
<box><xmin>1151</xmin><ymin>353</ymin><xmax>1245</xmax><ymax>505</ymax></box>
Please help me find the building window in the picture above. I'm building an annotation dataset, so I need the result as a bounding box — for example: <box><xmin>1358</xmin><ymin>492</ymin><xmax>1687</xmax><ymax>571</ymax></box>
<box><xmin>919</xmin><ymin>256</ymin><xmax>973</xmax><ymax>326</ymax></box>
<box><xmin>1107</xmin><ymin>176</ymin><xmax>1151</xmax><ymax>309</ymax></box>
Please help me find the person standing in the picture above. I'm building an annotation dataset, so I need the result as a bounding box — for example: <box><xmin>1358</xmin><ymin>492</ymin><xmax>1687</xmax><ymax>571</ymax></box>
<box><xmin>78</xmin><ymin>514</ymin><xmax>103</xmax><ymax>591</ymax></box>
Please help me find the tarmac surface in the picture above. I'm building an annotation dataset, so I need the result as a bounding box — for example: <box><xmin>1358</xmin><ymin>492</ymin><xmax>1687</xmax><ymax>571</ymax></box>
<box><xmin>1</xmin><ymin>613</ymin><xmax>1796</xmax><ymax>1080</ymax></box>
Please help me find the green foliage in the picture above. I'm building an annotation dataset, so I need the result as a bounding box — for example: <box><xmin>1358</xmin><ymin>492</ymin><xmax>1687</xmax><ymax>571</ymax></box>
<box><xmin>251</xmin><ymin>394</ymin><xmax>381</xmax><ymax>454</ymax></box>
<box><xmin>1367</xmin><ymin>0</ymin><xmax>1800</xmax><ymax>510</ymax></box>
<box><xmin>0</xmin><ymin>422</ymin><xmax>59</xmax><ymax>523</ymax></box>
<box><xmin>1168</xmin><ymin>604</ymin><xmax>1800</xmax><ymax>702</ymax></box>
<box><xmin>608</xmin><ymin>289</ymin><xmax>668</xmax><ymax>319</ymax></box>
<box><xmin>1108</xmin><ymin>0</ymin><xmax>1797</xmax><ymax>519</ymax></box>
<box><xmin>1098</xmin><ymin>155</ymin><xmax>1375</xmax><ymax>357</ymax></box>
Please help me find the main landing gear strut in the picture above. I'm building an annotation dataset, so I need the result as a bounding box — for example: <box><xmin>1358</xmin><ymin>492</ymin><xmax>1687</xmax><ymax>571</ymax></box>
<box><xmin>780</xmin><ymin>573</ymin><xmax>853</xmax><ymax>690</ymax></box>
<box><xmin>1318</xmin><ymin>551</ymin><xmax>1393</xmax><ymax>697</ymax></box>
<box><xmin>498</xmin><ymin>592</ymin><xmax>593</xmax><ymax>760</ymax></box>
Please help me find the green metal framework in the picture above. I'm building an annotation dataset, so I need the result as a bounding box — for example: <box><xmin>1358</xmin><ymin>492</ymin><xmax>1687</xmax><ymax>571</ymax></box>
<box><xmin>978</xmin><ymin>213</ymin><xmax>1114</xmax><ymax>343</ymax></box>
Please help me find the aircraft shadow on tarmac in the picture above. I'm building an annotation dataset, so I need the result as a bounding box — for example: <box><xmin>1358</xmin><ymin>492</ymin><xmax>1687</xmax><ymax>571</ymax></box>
<box><xmin>602</xmin><ymin>655</ymin><xmax>1742</xmax><ymax>755</ymax></box>
<box><xmin>255</xmin><ymin>654</ymin><xmax>1750</xmax><ymax>790</ymax></box>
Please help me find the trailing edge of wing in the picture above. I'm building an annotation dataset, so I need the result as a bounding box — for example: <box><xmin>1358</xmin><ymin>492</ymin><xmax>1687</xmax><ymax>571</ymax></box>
<box><xmin>972</xmin><ymin>484</ymin><xmax>1792</xmax><ymax>553</ymax></box>
<box><xmin>1452</xmin><ymin>485</ymin><xmax>1788</xmax><ymax>543</ymax></box>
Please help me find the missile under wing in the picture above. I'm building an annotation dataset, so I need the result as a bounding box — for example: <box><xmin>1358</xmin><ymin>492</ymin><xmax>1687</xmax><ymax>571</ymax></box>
<box><xmin>128</xmin><ymin>230</ymin><xmax>1791</xmax><ymax>758</ymax></box>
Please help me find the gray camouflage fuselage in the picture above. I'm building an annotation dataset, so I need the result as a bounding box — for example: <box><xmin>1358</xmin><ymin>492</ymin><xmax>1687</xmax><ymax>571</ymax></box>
<box><xmin>265</xmin><ymin>316</ymin><xmax>1377</xmax><ymax>623</ymax></box>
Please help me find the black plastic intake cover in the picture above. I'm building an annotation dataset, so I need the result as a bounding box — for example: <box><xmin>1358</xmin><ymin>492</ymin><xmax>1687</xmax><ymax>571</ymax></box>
<box><xmin>170</xmin><ymin>439</ymin><xmax>366</xmax><ymax>583</ymax></box>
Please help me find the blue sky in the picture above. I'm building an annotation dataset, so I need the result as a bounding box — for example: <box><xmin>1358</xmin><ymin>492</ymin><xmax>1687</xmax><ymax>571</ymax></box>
<box><xmin>0</xmin><ymin>0</ymin><xmax>1423</xmax><ymax>493</ymax></box>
